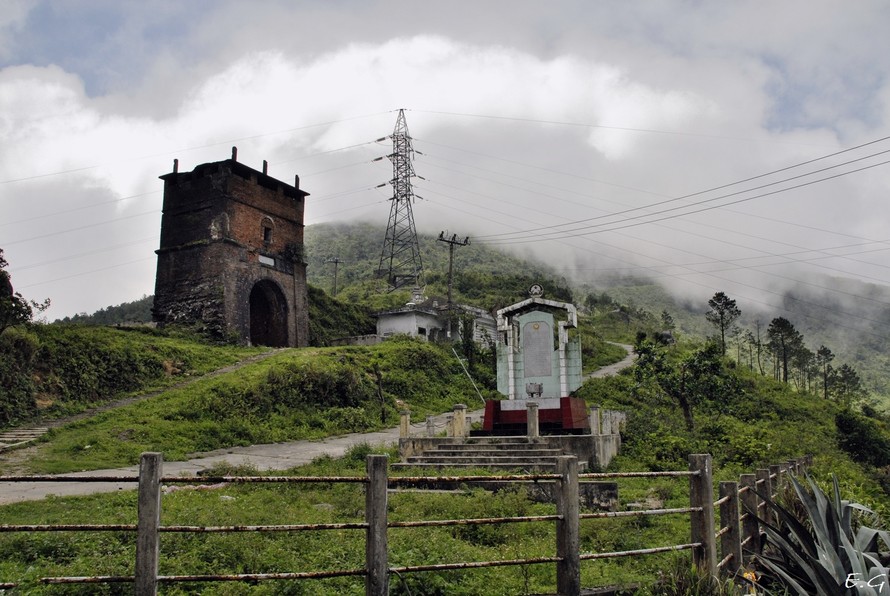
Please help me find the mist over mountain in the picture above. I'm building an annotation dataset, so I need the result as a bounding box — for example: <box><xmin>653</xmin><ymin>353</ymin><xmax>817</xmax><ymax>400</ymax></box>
<box><xmin>57</xmin><ymin>220</ymin><xmax>890</xmax><ymax>403</ymax></box>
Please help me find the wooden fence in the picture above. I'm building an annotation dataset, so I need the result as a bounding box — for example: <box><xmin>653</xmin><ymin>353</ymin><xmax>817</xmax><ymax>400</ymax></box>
<box><xmin>0</xmin><ymin>452</ymin><xmax>808</xmax><ymax>595</ymax></box>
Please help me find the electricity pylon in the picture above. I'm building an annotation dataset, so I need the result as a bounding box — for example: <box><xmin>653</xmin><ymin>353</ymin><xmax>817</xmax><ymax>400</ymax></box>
<box><xmin>377</xmin><ymin>109</ymin><xmax>424</xmax><ymax>291</ymax></box>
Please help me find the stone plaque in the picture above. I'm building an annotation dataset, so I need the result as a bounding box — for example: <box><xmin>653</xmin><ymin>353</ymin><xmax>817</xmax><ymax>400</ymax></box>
<box><xmin>522</xmin><ymin>321</ymin><xmax>552</xmax><ymax>377</ymax></box>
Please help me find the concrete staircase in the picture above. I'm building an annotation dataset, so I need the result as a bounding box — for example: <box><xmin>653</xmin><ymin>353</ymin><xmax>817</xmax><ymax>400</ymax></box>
<box><xmin>391</xmin><ymin>437</ymin><xmax>587</xmax><ymax>472</ymax></box>
<box><xmin>0</xmin><ymin>427</ymin><xmax>48</xmax><ymax>452</ymax></box>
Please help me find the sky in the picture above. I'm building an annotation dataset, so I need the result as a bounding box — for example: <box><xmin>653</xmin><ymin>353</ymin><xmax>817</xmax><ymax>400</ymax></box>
<box><xmin>2</xmin><ymin>0</ymin><xmax>890</xmax><ymax>327</ymax></box>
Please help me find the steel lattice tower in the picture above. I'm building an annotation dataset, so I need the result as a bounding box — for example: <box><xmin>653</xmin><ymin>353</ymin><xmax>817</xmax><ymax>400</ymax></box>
<box><xmin>377</xmin><ymin>109</ymin><xmax>424</xmax><ymax>290</ymax></box>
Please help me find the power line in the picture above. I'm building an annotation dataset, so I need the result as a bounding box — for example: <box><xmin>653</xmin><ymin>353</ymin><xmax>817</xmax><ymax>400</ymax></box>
<box><xmin>480</xmin><ymin>157</ymin><xmax>890</xmax><ymax>245</ymax></box>
<box><xmin>477</xmin><ymin>143</ymin><xmax>890</xmax><ymax>241</ymax></box>
<box><xmin>418</xmin><ymin>185</ymin><xmax>890</xmax><ymax>337</ymax></box>
<box><xmin>0</xmin><ymin>191</ymin><xmax>161</xmax><ymax>228</ymax></box>
<box><xmin>416</xmin><ymin>145</ymin><xmax>890</xmax><ymax>288</ymax></box>
<box><xmin>417</xmin><ymin>146</ymin><xmax>886</xmax><ymax>247</ymax></box>
<box><xmin>14</xmin><ymin>237</ymin><xmax>158</xmax><ymax>271</ymax></box>
<box><xmin>1</xmin><ymin>209</ymin><xmax>159</xmax><ymax>247</ymax></box>
<box><xmin>18</xmin><ymin>256</ymin><xmax>156</xmax><ymax>290</ymax></box>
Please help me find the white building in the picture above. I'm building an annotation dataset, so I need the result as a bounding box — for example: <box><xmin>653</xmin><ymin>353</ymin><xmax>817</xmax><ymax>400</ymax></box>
<box><xmin>375</xmin><ymin>296</ymin><xmax>496</xmax><ymax>347</ymax></box>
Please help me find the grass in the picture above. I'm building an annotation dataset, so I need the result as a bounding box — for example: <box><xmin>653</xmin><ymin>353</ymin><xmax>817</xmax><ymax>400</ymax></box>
<box><xmin>0</xmin><ymin>444</ymin><xmax>695</xmax><ymax>595</ymax></box>
<box><xmin>3</xmin><ymin>338</ymin><xmax>496</xmax><ymax>475</ymax></box>
<box><xmin>29</xmin><ymin>325</ymin><xmax>266</xmax><ymax>419</ymax></box>
<box><xmin>3</xmin><ymin>324</ymin><xmax>889</xmax><ymax>593</ymax></box>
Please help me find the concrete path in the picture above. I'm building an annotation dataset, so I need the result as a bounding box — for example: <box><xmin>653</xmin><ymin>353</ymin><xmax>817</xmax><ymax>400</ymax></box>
<box><xmin>0</xmin><ymin>408</ymin><xmax>484</xmax><ymax>505</ymax></box>
<box><xmin>587</xmin><ymin>343</ymin><xmax>635</xmax><ymax>379</ymax></box>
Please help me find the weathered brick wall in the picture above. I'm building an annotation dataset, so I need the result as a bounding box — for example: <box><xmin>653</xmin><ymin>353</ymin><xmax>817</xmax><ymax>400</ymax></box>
<box><xmin>153</xmin><ymin>158</ymin><xmax>309</xmax><ymax>346</ymax></box>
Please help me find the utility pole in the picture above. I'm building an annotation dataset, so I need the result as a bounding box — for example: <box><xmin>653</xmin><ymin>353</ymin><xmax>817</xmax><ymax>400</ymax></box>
<box><xmin>437</xmin><ymin>232</ymin><xmax>470</xmax><ymax>309</ymax></box>
<box><xmin>326</xmin><ymin>257</ymin><xmax>343</xmax><ymax>297</ymax></box>
<box><xmin>377</xmin><ymin>109</ymin><xmax>424</xmax><ymax>291</ymax></box>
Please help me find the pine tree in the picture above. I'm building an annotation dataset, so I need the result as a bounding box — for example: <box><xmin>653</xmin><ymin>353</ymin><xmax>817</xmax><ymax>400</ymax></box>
<box><xmin>705</xmin><ymin>291</ymin><xmax>741</xmax><ymax>356</ymax></box>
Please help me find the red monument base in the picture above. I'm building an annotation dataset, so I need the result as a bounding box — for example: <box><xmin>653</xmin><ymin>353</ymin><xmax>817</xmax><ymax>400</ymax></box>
<box><xmin>479</xmin><ymin>397</ymin><xmax>590</xmax><ymax>436</ymax></box>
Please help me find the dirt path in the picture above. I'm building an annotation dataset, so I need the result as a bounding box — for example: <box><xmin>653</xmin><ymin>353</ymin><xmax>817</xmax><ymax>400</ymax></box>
<box><xmin>0</xmin><ymin>349</ymin><xmax>282</xmax><ymax>461</ymax></box>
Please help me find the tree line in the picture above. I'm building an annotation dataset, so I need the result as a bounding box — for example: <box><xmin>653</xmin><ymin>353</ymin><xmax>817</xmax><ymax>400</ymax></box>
<box><xmin>704</xmin><ymin>291</ymin><xmax>867</xmax><ymax>405</ymax></box>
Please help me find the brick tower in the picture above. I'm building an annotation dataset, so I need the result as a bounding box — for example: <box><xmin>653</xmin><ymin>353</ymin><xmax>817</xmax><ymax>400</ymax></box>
<box><xmin>152</xmin><ymin>149</ymin><xmax>310</xmax><ymax>347</ymax></box>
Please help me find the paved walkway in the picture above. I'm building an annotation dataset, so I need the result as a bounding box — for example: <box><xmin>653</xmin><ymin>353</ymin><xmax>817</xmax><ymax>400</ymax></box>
<box><xmin>0</xmin><ymin>408</ymin><xmax>484</xmax><ymax>504</ymax></box>
<box><xmin>0</xmin><ymin>344</ymin><xmax>635</xmax><ymax>504</ymax></box>
<box><xmin>587</xmin><ymin>344</ymin><xmax>634</xmax><ymax>379</ymax></box>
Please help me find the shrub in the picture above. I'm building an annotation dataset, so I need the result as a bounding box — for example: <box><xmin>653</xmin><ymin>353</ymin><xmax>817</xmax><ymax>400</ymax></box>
<box><xmin>752</xmin><ymin>474</ymin><xmax>890</xmax><ymax>595</ymax></box>
<box><xmin>0</xmin><ymin>327</ymin><xmax>38</xmax><ymax>425</ymax></box>
<box><xmin>836</xmin><ymin>409</ymin><xmax>890</xmax><ymax>468</ymax></box>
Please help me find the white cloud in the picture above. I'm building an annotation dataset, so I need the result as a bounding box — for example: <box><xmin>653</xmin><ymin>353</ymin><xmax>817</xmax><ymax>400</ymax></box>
<box><xmin>2</xmin><ymin>3</ymin><xmax>890</xmax><ymax>320</ymax></box>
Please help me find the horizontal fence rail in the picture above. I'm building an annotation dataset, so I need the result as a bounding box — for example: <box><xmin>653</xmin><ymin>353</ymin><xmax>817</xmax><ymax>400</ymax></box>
<box><xmin>0</xmin><ymin>452</ymin><xmax>811</xmax><ymax>594</ymax></box>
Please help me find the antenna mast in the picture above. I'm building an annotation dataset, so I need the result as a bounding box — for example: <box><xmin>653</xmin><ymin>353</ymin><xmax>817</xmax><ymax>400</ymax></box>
<box><xmin>377</xmin><ymin>109</ymin><xmax>424</xmax><ymax>290</ymax></box>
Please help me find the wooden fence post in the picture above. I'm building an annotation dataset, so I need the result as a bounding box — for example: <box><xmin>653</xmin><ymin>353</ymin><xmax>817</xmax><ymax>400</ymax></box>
<box><xmin>739</xmin><ymin>473</ymin><xmax>760</xmax><ymax>558</ymax></box>
<box><xmin>756</xmin><ymin>468</ymin><xmax>771</xmax><ymax>525</ymax></box>
<box><xmin>769</xmin><ymin>464</ymin><xmax>782</xmax><ymax>497</ymax></box>
<box><xmin>366</xmin><ymin>454</ymin><xmax>389</xmax><ymax>596</ymax></box>
<box><xmin>135</xmin><ymin>452</ymin><xmax>163</xmax><ymax>596</ymax></box>
<box><xmin>689</xmin><ymin>454</ymin><xmax>716</xmax><ymax>578</ymax></box>
<box><xmin>756</xmin><ymin>468</ymin><xmax>771</xmax><ymax>499</ymax></box>
<box><xmin>555</xmin><ymin>456</ymin><xmax>580</xmax><ymax>595</ymax></box>
<box><xmin>719</xmin><ymin>481</ymin><xmax>742</xmax><ymax>576</ymax></box>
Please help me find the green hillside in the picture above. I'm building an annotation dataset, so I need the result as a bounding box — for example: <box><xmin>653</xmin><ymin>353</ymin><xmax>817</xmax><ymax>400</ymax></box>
<box><xmin>2</xmin><ymin>317</ymin><xmax>890</xmax><ymax>592</ymax></box>
<box><xmin>3</xmin><ymin>227</ymin><xmax>890</xmax><ymax>592</ymax></box>
<box><xmin>305</xmin><ymin>222</ymin><xmax>574</xmax><ymax>311</ymax></box>
<box><xmin>1</xmin><ymin>335</ymin><xmax>495</xmax><ymax>474</ymax></box>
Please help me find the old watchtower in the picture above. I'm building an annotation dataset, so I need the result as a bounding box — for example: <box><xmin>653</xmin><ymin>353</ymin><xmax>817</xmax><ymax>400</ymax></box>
<box><xmin>152</xmin><ymin>149</ymin><xmax>310</xmax><ymax>347</ymax></box>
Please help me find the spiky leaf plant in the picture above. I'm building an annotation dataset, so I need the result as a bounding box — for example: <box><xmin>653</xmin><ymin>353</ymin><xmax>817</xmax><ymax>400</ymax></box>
<box><xmin>752</xmin><ymin>474</ymin><xmax>890</xmax><ymax>595</ymax></box>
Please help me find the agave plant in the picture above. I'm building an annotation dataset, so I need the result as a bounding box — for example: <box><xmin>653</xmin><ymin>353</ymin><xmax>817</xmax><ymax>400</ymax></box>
<box><xmin>751</xmin><ymin>473</ymin><xmax>890</xmax><ymax>595</ymax></box>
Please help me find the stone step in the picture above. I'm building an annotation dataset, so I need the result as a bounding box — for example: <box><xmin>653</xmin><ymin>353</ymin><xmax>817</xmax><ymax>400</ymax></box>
<box><xmin>391</xmin><ymin>460</ymin><xmax>588</xmax><ymax>472</ymax></box>
<box><xmin>0</xmin><ymin>428</ymin><xmax>48</xmax><ymax>450</ymax></box>
<box><xmin>429</xmin><ymin>442</ymin><xmax>558</xmax><ymax>451</ymax></box>
<box><xmin>0</xmin><ymin>428</ymin><xmax>48</xmax><ymax>437</ymax></box>
<box><xmin>406</xmin><ymin>454</ymin><xmax>566</xmax><ymax>465</ymax></box>
<box><xmin>392</xmin><ymin>461</ymin><xmax>565</xmax><ymax>471</ymax></box>
<box><xmin>460</xmin><ymin>436</ymin><xmax>543</xmax><ymax>445</ymax></box>
<box><xmin>430</xmin><ymin>448</ymin><xmax>564</xmax><ymax>457</ymax></box>
<box><xmin>416</xmin><ymin>437</ymin><xmax>542</xmax><ymax>447</ymax></box>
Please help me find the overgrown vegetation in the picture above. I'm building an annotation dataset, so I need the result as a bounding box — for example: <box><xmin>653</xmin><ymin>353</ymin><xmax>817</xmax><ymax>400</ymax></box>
<box><xmin>0</xmin><ymin>325</ymin><xmax>262</xmax><ymax>428</ymax></box>
<box><xmin>306</xmin><ymin>285</ymin><xmax>376</xmax><ymax>345</ymax></box>
<box><xmin>1</xmin><ymin>337</ymin><xmax>497</xmax><ymax>474</ymax></box>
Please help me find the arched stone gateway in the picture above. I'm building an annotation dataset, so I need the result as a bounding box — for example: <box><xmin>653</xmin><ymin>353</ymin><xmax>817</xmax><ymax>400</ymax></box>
<box><xmin>153</xmin><ymin>155</ymin><xmax>309</xmax><ymax>347</ymax></box>
<box><xmin>249</xmin><ymin>280</ymin><xmax>289</xmax><ymax>347</ymax></box>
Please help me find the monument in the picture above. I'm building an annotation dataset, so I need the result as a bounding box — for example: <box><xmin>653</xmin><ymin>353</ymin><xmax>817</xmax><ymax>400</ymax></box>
<box><xmin>480</xmin><ymin>285</ymin><xmax>590</xmax><ymax>434</ymax></box>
